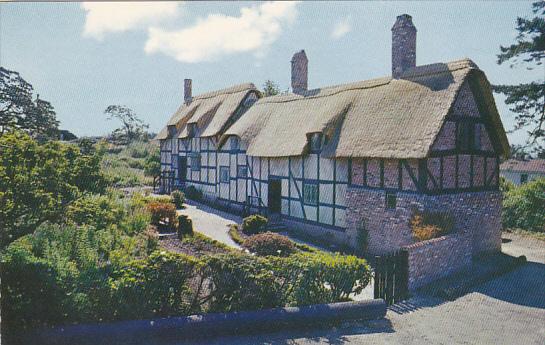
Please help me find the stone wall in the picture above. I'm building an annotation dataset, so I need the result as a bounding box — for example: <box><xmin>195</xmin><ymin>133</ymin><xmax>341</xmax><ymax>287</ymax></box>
<box><xmin>405</xmin><ymin>234</ymin><xmax>472</xmax><ymax>290</ymax></box>
<box><xmin>345</xmin><ymin>187</ymin><xmax>502</xmax><ymax>256</ymax></box>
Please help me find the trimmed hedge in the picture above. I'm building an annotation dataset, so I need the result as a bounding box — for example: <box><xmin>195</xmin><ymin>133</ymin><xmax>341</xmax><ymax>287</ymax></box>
<box><xmin>2</xmin><ymin>245</ymin><xmax>371</xmax><ymax>331</ymax></box>
<box><xmin>241</xmin><ymin>214</ymin><xmax>268</xmax><ymax>235</ymax></box>
<box><xmin>185</xmin><ymin>186</ymin><xmax>203</xmax><ymax>201</ymax></box>
<box><xmin>242</xmin><ymin>232</ymin><xmax>295</xmax><ymax>257</ymax></box>
<box><xmin>146</xmin><ymin>201</ymin><xmax>177</xmax><ymax>230</ymax></box>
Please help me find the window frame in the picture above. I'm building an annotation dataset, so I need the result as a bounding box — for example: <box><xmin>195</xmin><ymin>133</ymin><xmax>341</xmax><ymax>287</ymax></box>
<box><xmin>230</xmin><ymin>137</ymin><xmax>240</xmax><ymax>151</ymax></box>
<box><xmin>237</xmin><ymin>165</ymin><xmax>248</xmax><ymax>178</ymax></box>
<box><xmin>220</xmin><ymin>166</ymin><xmax>230</xmax><ymax>183</ymax></box>
<box><xmin>303</xmin><ymin>182</ymin><xmax>319</xmax><ymax>206</ymax></box>
<box><xmin>189</xmin><ymin>153</ymin><xmax>201</xmax><ymax>171</ymax></box>
<box><xmin>385</xmin><ymin>191</ymin><xmax>397</xmax><ymax>209</ymax></box>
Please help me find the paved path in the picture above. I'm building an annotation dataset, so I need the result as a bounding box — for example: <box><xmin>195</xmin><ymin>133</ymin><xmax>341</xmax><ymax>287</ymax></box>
<box><xmin>175</xmin><ymin>233</ymin><xmax>545</xmax><ymax>345</ymax></box>
<box><xmin>178</xmin><ymin>201</ymin><xmax>241</xmax><ymax>248</ymax></box>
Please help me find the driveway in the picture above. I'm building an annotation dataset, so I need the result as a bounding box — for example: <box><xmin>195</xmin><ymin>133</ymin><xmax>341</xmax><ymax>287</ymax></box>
<box><xmin>178</xmin><ymin>233</ymin><xmax>545</xmax><ymax>345</ymax></box>
<box><xmin>178</xmin><ymin>201</ymin><xmax>241</xmax><ymax>248</ymax></box>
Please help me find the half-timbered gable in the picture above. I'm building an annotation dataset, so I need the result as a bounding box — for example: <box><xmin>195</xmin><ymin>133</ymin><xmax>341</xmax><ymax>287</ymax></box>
<box><xmin>155</xmin><ymin>82</ymin><xmax>258</xmax><ymax>194</ymax></box>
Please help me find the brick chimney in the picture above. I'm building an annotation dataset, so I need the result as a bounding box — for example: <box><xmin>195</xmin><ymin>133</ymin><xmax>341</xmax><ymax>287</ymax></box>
<box><xmin>184</xmin><ymin>78</ymin><xmax>192</xmax><ymax>104</ymax></box>
<box><xmin>391</xmin><ymin>14</ymin><xmax>416</xmax><ymax>78</ymax></box>
<box><xmin>291</xmin><ymin>50</ymin><xmax>308</xmax><ymax>94</ymax></box>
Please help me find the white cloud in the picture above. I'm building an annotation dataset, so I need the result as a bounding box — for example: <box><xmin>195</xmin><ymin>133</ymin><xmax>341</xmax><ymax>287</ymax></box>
<box><xmin>331</xmin><ymin>17</ymin><xmax>351</xmax><ymax>40</ymax></box>
<box><xmin>144</xmin><ymin>1</ymin><xmax>298</xmax><ymax>63</ymax></box>
<box><xmin>82</xmin><ymin>2</ymin><xmax>181</xmax><ymax>40</ymax></box>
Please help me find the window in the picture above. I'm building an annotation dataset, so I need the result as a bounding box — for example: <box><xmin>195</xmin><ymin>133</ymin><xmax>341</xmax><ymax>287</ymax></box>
<box><xmin>187</xmin><ymin>123</ymin><xmax>197</xmax><ymax>138</ymax></box>
<box><xmin>386</xmin><ymin>192</ymin><xmax>397</xmax><ymax>209</ymax></box>
<box><xmin>231</xmin><ymin>137</ymin><xmax>239</xmax><ymax>150</ymax></box>
<box><xmin>237</xmin><ymin>165</ymin><xmax>248</xmax><ymax>178</ymax></box>
<box><xmin>457</xmin><ymin>122</ymin><xmax>475</xmax><ymax>151</ymax></box>
<box><xmin>309</xmin><ymin>133</ymin><xmax>322</xmax><ymax>152</ymax></box>
<box><xmin>220</xmin><ymin>166</ymin><xmax>230</xmax><ymax>183</ymax></box>
<box><xmin>520</xmin><ymin>173</ymin><xmax>528</xmax><ymax>184</ymax></box>
<box><xmin>167</xmin><ymin>125</ymin><xmax>177</xmax><ymax>138</ymax></box>
<box><xmin>189</xmin><ymin>153</ymin><xmax>201</xmax><ymax>171</ymax></box>
<box><xmin>474</xmin><ymin>124</ymin><xmax>481</xmax><ymax>150</ymax></box>
<box><xmin>303</xmin><ymin>183</ymin><xmax>318</xmax><ymax>205</ymax></box>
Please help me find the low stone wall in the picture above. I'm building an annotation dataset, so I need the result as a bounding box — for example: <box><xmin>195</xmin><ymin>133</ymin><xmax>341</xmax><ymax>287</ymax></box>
<box><xmin>405</xmin><ymin>234</ymin><xmax>472</xmax><ymax>290</ymax></box>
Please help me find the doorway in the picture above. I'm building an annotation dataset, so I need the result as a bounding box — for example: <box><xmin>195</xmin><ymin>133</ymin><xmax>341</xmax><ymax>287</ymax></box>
<box><xmin>178</xmin><ymin>156</ymin><xmax>187</xmax><ymax>183</ymax></box>
<box><xmin>268</xmin><ymin>179</ymin><xmax>282</xmax><ymax>214</ymax></box>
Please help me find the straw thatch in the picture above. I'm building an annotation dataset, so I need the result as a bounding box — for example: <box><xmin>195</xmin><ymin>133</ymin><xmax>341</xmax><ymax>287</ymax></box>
<box><xmin>155</xmin><ymin>83</ymin><xmax>257</xmax><ymax>140</ymax></box>
<box><xmin>223</xmin><ymin>59</ymin><xmax>509</xmax><ymax>159</ymax></box>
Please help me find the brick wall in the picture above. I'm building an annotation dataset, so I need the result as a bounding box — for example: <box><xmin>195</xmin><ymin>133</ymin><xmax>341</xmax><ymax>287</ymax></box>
<box><xmin>405</xmin><ymin>234</ymin><xmax>472</xmax><ymax>290</ymax></box>
<box><xmin>345</xmin><ymin>188</ymin><xmax>502</xmax><ymax>256</ymax></box>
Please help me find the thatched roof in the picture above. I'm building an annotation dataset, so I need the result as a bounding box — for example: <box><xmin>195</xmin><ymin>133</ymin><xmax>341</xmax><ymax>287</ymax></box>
<box><xmin>223</xmin><ymin>59</ymin><xmax>509</xmax><ymax>159</ymax></box>
<box><xmin>155</xmin><ymin>83</ymin><xmax>257</xmax><ymax>140</ymax></box>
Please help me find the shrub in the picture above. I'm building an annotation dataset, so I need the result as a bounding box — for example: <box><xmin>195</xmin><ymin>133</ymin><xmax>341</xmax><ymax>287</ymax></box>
<box><xmin>203</xmin><ymin>253</ymin><xmax>282</xmax><ymax>312</ymax></box>
<box><xmin>242</xmin><ymin>232</ymin><xmax>295</xmax><ymax>257</ymax></box>
<box><xmin>411</xmin><ymin>210</ymin><xmax>454</xmax><ymax>241</ymax></box>
<box><xmin>228</xmin><ymin>224</ymin><xmax>245</xmax><ymax>245</ymax></box>
<box><xmin>241</xmin><ymin>214</ymin><xmax>268</xmax><ymax>235</ymax></box>
<box><xmin>146</xmin><ymin>201</ymin><xmax>177</xmax><ymax>230</ymax></box>
<box><xmin>108</xmin><ymin>251</ymin><xmax>199</xmax><ymax>320</ymax></box>
<box><xmin>177</xmin><ymin>215</ymin><xmax>193</xmax><ymax>239</ymax></box>
<box><xmin>503</xmin><ymin>178</ymin><xmax>545</xmax><ymax>232</ymax></box>
<box><xmin>171</xmin><ymin>190</ymin><xmax>185</xmax><ymax>208</ymax></box>
<box><xmin>185</xmin><ymin>186</ymin><xmax>203</xmax><ymax>201</ymax></box>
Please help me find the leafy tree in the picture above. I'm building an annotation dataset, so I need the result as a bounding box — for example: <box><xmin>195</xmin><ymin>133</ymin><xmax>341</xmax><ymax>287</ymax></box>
<box><xmin>509</xmin><ymin>144</ymin><xmax>531</xmax><ymax>160</ymax></box>
<box><xmin>494</xmin><ymin>1</ymin><xmax>545</xmax><ymax>152</ymax></box>
<box><xmin>262</xmin><ymin>80</ymin><xmax>280</xmax><ymax>97</ymax></box>
<box><xmin>144</xmin><ymin>151</ymin><xmax>161</xmax><ymax>177</ymax></box>
<box><xmin>104</xmin><ymin>105</ymin><xmax>149</xmax><ymax>144</ymax></box>
<box><xmin>0</xmin><ymin>67</ymin><xmax>59</xmax><ymax>139</ymax></box>
<box><xmin>0</xmin><ymin>131</ymin><xmax>107</xmax><ymax>247</ymax></box>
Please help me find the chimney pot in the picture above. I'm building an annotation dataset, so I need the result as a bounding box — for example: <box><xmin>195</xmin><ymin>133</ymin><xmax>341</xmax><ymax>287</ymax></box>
<box><xmin>391</xmin><ymin>14</ymin><xmax>417</xmax><ymax>78</ymax></box>
<box><xmin>291</xmin><ymin>50</ymin><xmax>308</xmax><ymax>94</ymax></box>
<box><xmin>184</xmin><ymin>79</ymin><xmax>192</xmax><ymax>104</ymax></box>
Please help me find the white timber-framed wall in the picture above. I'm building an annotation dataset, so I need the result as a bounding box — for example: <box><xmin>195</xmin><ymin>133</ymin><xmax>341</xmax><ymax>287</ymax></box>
<box><xmin>218</xmin><ymin>135</ymin><xmax>350</xmax><ymax>232</ymax></box>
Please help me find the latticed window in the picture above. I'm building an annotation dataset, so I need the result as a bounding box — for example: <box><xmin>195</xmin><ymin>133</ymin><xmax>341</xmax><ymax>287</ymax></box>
<box><xmin>309</xmin><ymin>133</ymin><xmax>322</xmax><ymax>152</ymax></box>
<box><xmin>237</xmin><ymin>165</ymin><xmax>248</xmax><ymax>178</ymax></box>
<box><xmin>189</xmin><ymin>153</ymin><xmax>201</xmax><ymax>171</ymax></box>
<box><xmin>303</xmin><ymin>183</ymin><xmax>318</xmax><ymax>205</ymax></box>
<box><xmin>220</xmin><ymin>166</ymin><xmax>230</xmax><ymax>183</ymax></box>
<box><xmin>457</xmin><ymin>122</ymin><xmax>475</xmax><ymax>151</ymax></box>
<box><xmin>231</xmin><ymin>137</ymin><xmax>239</xmax><ymax>150</ymax></box>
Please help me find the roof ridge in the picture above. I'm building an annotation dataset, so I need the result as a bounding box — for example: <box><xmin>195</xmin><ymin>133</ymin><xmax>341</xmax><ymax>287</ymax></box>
<box><xmin>256</xmin><ymin>58</ymin><xmax>478</xmax><ymax>105</ymax></box>
<box><xmin>193</xmin><ymin>82</ymin><xmax>256</xmax><ymax>100</ymax></box>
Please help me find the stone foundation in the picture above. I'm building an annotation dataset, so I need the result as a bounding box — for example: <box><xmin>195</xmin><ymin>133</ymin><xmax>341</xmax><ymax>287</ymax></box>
<box><xmin>345</xmin><ymin>188</ymin><xmax>502</xmax><ymax>257</ymax></box>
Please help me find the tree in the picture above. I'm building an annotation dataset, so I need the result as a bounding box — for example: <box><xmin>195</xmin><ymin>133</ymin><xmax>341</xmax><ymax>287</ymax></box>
<box><xmin>494</xmin><ymin>1</ymin><xmax>545</xmax><ymax>153</ymax></box>
<box><xmin>104</xmin><ymin>105</ymin><xmax>149</xmax><ymax>144</ymax></box>
<box><xmin>0</xmin><ymin>131</ymin><xmax>107</xmax><ymax>248</ymax></box>
<box><xmin>0</xmin><ymin>67</ymin><xmax>59</xmax><ymax>139</ymax></box>
<box><xmin>262</xmin><ymin>80</ymin><xmax>280</xmax><ymax>97</ymax></box>
<box><xmin>144</xmin><ymin>150</ymin><xmax>161</xmax><ymax>177</ymax></box>
<box><xmin>509</xmin><ymin>144</ymin><xmax>531</xmax><ymax>160</ymax></box>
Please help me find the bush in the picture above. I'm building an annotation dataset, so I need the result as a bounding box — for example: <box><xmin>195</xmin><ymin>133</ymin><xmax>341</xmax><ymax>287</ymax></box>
<box><xmin>177</xmin><ymin>215</ymin><xmax>193</xmax><ymax>239</ymax></box>
<box><xmin>503</xmin><ymin>178</ymin><xmax>545</xmax><ymax>232</ymax></box>
<box><xmin>146</xmin><ymin>201</ymin><xmax>177</xmax><ymax>230</ymax></box>
<box><xmin>185</xmin><ymin>186</ymin><xmax>203</xmax><ymax>201</ymax></box>
<box><xmin>228</xmin><ymin>224</ymin><xmax>245</xmax><ymax>245</ymax></box>
<box><xmin>108</xmin><ymin>251</ymin><xmax>199</xmax><ymax>320</ymax></box>
<box><xmin>203</xmin><ymin>253</ymin><xmax>282</xmax><ymax>312</ymax></box>
<box><xmin>171</xmin><ymin>190</ymin><xmax>185</xmax><ymax>208</ymax></box>
<box><xmin>241</xmin><ymin>214</ymin><xmax>268</xmax><ymax>235</ymax></box>
<box><xmin>411</xmin><ymin>210</ymin><xmax>454</xmax><ymax>241</ymax></box>
<box><xmin>242</xmin><ymin>232</ymin><xmax>295</xmax><ymax>257</ymax></box>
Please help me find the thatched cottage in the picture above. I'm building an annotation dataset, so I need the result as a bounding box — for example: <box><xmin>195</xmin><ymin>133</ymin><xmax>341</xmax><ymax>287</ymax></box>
<box><xmin>158</xmin><ymin>14</ymin><xmax>509</xmax><ymax>256</ymax></box>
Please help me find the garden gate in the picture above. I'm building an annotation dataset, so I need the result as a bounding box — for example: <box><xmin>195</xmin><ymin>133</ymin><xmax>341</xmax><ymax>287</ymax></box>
<box><xmin>373</xmin><ymin>249</ymin><xmax>409</xmax><ymax>305</ymax></box>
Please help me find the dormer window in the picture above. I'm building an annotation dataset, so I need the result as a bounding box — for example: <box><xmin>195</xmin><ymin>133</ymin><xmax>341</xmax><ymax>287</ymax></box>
<box><xmin>167</xmin><ymin>125</ymin><xmax>177</xmax><ymax>138</ymax></box>
<box><xmin>187</xmin><ymin>123</ymin><xmax>197</xmax><ymax>138</ymax></box>
<box><xmin>231</xmin><ymin>137</ymin><xmax>240</xmax><ymax>151</ymax></box>
<box><xmin>309</xmin><ymin>133</ymin><xmax>323</xmax><ymax>153</ymax></box>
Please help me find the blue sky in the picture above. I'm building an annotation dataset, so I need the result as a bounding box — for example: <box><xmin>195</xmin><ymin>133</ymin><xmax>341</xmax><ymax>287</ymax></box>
<box><xmin>0</xmin><ymin>1</ymin><xmax>539</xmax><ymax>145</ymax></box>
